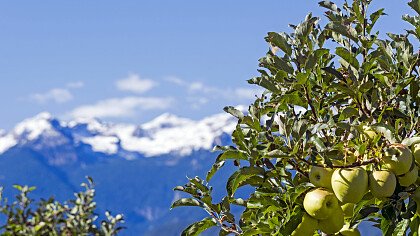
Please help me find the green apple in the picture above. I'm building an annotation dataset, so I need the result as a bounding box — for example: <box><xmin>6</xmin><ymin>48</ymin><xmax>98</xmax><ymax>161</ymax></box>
<box><xmin>368</xmin><ymin>170</ymin><xmax>396</xmax><ymax>198</ymax></box>
<box><xmin>341</xmin><ymin>203</ymin><xmax>355</xmax><ymax>218</ymax></box>
<box><xmin>339</xmin><ymin>224</ymin><xmax>361</xmax><ymax>236</ymax></box>
<box><xmin>318</xmin><ymin>206</ymin><xmax>344</xmax><ymax>234</ymax></box>
<box><xmin>413</xmin><ymin>143</ymin><xmax>420</xmax><ymax>165</ymax></box>
<box><xmin>303</xmin><ymin>188</ymin><xmax>339</xmax><ymax>220</ymax></box>
<box><xmin>382</xmin><ymin>144</ymin><xmax>413</xmax><ymax>175</ymax></box>
<box><xmin>331</xmin><ymin>167</ymin><xmax>368</xmax><ymax>203</ymax></box>
<box><xmin>398</xmin><ymin>165</ymin><xmax>418</xmax><ymax>187</ymax></box>
<box><xmin>309</xmin><ymin>166</ymin><xmax>333</xmax><ymax>189</ymax></box>
<box><xmin>291</xmin><ymin>213</ymin><xmax>318</xmax><ymax>236</ymax></box>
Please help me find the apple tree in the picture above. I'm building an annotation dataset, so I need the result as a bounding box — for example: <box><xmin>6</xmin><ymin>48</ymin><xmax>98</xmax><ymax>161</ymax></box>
<box><xmin>172</xmin><ymin>0</ymin><xmax>420</xmax><ymax>235</ymax></box>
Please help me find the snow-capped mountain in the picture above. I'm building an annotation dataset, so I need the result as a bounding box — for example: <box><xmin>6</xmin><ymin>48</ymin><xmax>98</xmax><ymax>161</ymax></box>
<box><xmin>0</xmin><ymin>111</ymin><xmax>238</xmax><ymax>235</ymax></box>
<box><xmin>0</xmin><ymin>112</ymin><xmax>236</xmax><ymax>164</ymax></box>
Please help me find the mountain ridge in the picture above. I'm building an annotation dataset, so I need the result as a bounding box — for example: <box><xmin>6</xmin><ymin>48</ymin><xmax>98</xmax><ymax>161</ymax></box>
<box><xmin>0</xmin><ymin>111</ymin><xmax>240</xmax><ymax>235</ymax></box>
<box><xmin>0</xmin><ymin>111</ymin><xmax>237</xmax><ymax>164</ymax></box>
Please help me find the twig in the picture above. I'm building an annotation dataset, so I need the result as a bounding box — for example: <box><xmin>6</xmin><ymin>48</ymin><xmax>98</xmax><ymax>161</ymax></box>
<box><xmin>303</xmin><ymin>86</ymin><xmax>331</xmax><ymax>143</ymax></box>
<box><xmin>299</xmin><ymin>157</ymin><xmax>379</xmax><ymax>169</ymax></box>
<box><xmin>287</xmin><ymin>159</ymin><xmax>309</xmax><ymax>178</ymax></box>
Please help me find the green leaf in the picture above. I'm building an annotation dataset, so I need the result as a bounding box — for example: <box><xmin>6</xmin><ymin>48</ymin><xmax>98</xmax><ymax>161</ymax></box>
<box><xmin>206</xmin><ymin>161</ymin><xmax>225</xmax><ymax>182</ymax></box>
<box><xmin>281</xmin><ymin>209</ymin><xmax>303</xmax><ymax>235</ymax></box>
<box><xmin>223</xmin><ymin>106</ymin><xmax>244</xmax><ymax>120</ymax></box>
<box><xmin>171</xmin><ymin>198</ymin><xmax>202</xmax><ymax>209</ymax></box>
<box><xmin>409</xmin><ymin>0</ymin><xmax>420</xmax><ymax>15</ymax></box>
<box><xmin>325</xmin><ymin>22</ymin><xmax>359</xmax><ymax>43</ymax></box>
<box><xmin>369</xmin><ymin>9</ymin><xmax>386</xmax><ymax>29</ymax></box>
<box><xmin>13</xmin><ymin>185</ymin><xmax>23</xmax><ymax>191</ymax></box>
<box><xmin>339</xmin><ymin>107</ymin><xmax>359</xmax><ymax>121</ymax></box>
<box><xmin>226</xmin><ymin>167</ymin><xmax>265</xmax><ymax>197</ymax></box>
<box><xmin>310</xmin><ymin>136</ymin><xmax>326</xmax><ymax>152</ymax></box>
<box><xmin>372</xmin><ymin>124</ymin><xmax>398</xmax><ymax>144</ymax></box>
<box><xmin>266</xmin><ymin>32</ymin><xmax>292</xmax><ymax>56</ymax></box>
<box><xmin>359</xmin><ymin>80</ymin><xmax>374</xmax><ymax>93</ymax></box>
<box><xmin>392</xmin><ymin>219</ymin><xmax>410</xmax><ymax>236</ymax></box>
<box><xmin>280</xmin><ymin>92</ymin><xmax>307</xmax><ymax>107</ymax></box>
<box><xmin>336</xmin><ymin>47</ymin><xmax>360</xmax><ymax>69</ymax></box>
<box><xmin>248</xmin><ymin>76</ymin><xmax>281</xmax><ymax>93</ymax></box>
<box><xmin>181</xmin><ymin>217</ymin><xmax>217</xmax><ymax>236</ymax></box>
<box><xmin>322</xmin><ymin>67</ymin><xmax>345</xmax><ymax>80</ymax></box>
<box><xmin>318</xmin><ymin>1</ymin><xmax>340</xmax><ymax>13</ymax></box>
<box><xmin>295</xmin><ymin>14</ymin><xmax>319</xmax><ymax>41</ymax></box>
<box><xmin>402</xmin><ymin>137</ymin><xmax>420</xmax><ymax>147</ymax></box>
<box><xmin>242</xmin><ymin>228</ymin><xmax>270</xmax><ymax>236</ymax></box>
<box><xmin>217</xmin><ymin>150</ymin><xmax>248</xmax><ymax>162</ymax></box>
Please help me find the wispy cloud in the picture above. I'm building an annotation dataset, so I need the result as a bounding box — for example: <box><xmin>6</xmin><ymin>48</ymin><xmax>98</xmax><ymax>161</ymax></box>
<box><xmin>166</xmin><ymin>77</ymin><xmax>263</xmax><ymax>102</ymax></box>
<box><xmin>233</xmin><ymin>88</ymin><xmax>261</xmax><ymax>100</ymax></box>
<box><xmin>165</xmin><ymin>76</ymin><xmax>185</xmax><ymax>86</ymax></box>
<box><xmin>69</xmin><ymin>96</ymin><xmax>173</xmax><ymax>119</ymax></box>
<box><xmin>66</xmin><ymin>81</ymin><xmax>84</xmax><ymax>88</ymax></box>
<box><xmin>187</xmin><ymin>97</ymin><xmax>209</xmax><ymax>109</ymax></box>
<box><xmin>29</xmin><ymin>81</ymin><xmax>85</xmax><ymax>104</ymax></box>
<box><xmin>116</xmin><ymin>74</ymin><xmax>156</xmax><ymax>94</ymax></box>
<box><xmin>31</xmin><ymin>88</ymin><xmax>74</xmax><ymax>104</ymax></box>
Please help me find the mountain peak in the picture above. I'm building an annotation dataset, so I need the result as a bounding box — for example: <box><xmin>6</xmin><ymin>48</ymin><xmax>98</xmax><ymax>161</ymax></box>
<box><xmin>13</xmin><ymin>112</ymin><xmax>58</xmax><ymax>141</ymax></box>
<box><xmin>141</xmin><ymin>113</ymin><xmax>192</xmax><ymax>130</ymax></box>
<box><xmin>34</xmin><ymin>112</ymin><xmax>53</xmax><ymax>120</ymax></box>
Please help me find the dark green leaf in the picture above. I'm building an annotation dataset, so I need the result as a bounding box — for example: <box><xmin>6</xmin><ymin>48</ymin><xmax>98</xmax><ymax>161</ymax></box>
<box><xmin>339</xmin><ymin>107</ymin><xmax>359</xmax><ymax>121</ymax></box>
<box><xmin>181</xmin><ymin>217</ymin><xmax>217</xmax><ymax>236</ymax></box>
<box><xmin>226</xmin><ymin>167</ymin><xmax>265</xmax><ymax>197</ymax></box>
<box><xmin>325</xmin><ymin>22</ymin><xmax>359</xmax><ymax>43</ymax></box>
<box><xmin>266</xmin><ymin>32</ymin><xmax>292</xmax><ymax>56</ymax></box>
<box><xmin>223</xmin><ymin>106</ymin><xmax>244</xmax><ymax>120</ymax></box>
<box><xmin>171</xmin><ymin>198</ymin><xmax>202</xmax><ymax>209</ymax></box>
<box><xmin>408</xmin><ymin>0</ymin><xmax>420</xmax><ymax>15</ymax></box>
<box><xmin>206</xmin><ymin>161</ymin><xmax>225</xmax><ymax>182</ymax></box>
<box><xmin>318</xmin><ymin>1</ymin><xmax>340</xmax><ymax>13</ymax></box>
<box><xmin>310</xmin><ymin>136</ymin><xmax>327</xmax><ymax>152</ymax></box>
<box><xmin>336</xmin><ymin>47</ymin><xmax>360</xmax><ymax>69</ymax></box>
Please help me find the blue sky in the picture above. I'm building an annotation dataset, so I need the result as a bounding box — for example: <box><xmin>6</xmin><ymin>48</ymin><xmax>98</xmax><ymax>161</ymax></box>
<box><xmin>0</xmin><ymin>0</ymin><xmax>413</xmax><ymax>129</ymax></box>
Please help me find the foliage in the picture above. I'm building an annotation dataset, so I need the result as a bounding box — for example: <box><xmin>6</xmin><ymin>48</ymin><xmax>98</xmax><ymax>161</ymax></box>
<box><xmin>0</xmin><ymin>177</ymin><xmax>124</xmax><ymax>235</ymax></box>
<box><xmin>173</xmin><ymin>0</ymin><xmax>420</xmax><ymax>235</ymax></box>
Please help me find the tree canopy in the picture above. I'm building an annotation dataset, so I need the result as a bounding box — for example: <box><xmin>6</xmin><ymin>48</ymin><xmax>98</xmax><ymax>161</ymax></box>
<box><xmin>173</xmin><ymin>0</ymin><xmax>420</xmax><ymax>235</ymax></box>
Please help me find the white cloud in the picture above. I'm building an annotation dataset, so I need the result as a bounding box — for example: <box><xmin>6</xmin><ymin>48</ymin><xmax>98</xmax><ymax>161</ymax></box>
<box><xmin>69</xmin><ymin>96</ymin><xmax>173</xmax><ymax>119</ymax></box>
<box><xmin>188</xmin><ymin>97</ymin><xmax>209</xmax><ymax>109</ymax></box>
<box><xmin>234</xmin><ymin>87</ymin><xmax>264</xmax><ymax>100</ymax></box>
<box><xmin>167</xmin><ymin>77</ymin><xmax>263</xmax><ymax>99</ymax></box>
<box><xmin>116</xmin><ymin>74</ymin><xmax>156</xmax><ymax>94</ymax></box>
<box><xmin>165</xmin><ymin>76</ymin><xmax>186</xmax><ymax>86</ymax></box>
<box><xmin>189</xmin><ymin>82</ymin><xmax>204</xmax><ymax>91</ymax></box>
<box><xmin>66</xmin><ymin>81</ymin><xmax>84</xmax><ymax>88</ymax></box>
<box><xmin>31</xmin><ymin>88</ymin><xmax>73</xmax><ymax>104</ymax></box>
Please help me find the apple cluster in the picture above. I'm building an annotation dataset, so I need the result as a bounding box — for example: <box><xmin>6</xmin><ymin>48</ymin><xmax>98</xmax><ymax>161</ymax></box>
<box><xmin>292</xmin><ymin>142</ymin><xmax>420</xmax><ymax>235</ymax></box>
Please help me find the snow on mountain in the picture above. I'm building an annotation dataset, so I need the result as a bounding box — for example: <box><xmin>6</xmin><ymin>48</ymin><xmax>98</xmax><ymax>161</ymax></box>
<box><xmin>0</xmin><ymin>111</ymin><xmax>237</xmax><ymax>160</ymax></box>
<box><xmin>13</xmin><ymin>112</ymin><xmax>58</xmax><ymax>141</ymax></box>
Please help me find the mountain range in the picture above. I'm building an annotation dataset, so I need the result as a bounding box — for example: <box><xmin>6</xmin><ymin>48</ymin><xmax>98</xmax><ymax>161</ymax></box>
<box><xmin>0</xmin><ymin>111</ymin><xmax>238</xmax><ymax>235</ymax></box>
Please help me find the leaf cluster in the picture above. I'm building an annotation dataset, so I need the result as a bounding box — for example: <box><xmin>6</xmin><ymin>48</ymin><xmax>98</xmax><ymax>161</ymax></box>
<box><xmin>0</xmin><ymin>177</ymin><xmax>124</xmax><ymax>235</ymax></box>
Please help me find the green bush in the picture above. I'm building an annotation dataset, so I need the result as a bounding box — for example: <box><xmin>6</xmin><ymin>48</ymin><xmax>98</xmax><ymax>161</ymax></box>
<box><xmin>0</xmin><ymin>177</ymin><xmax>124</xmax><ymax>235</ymax></box>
